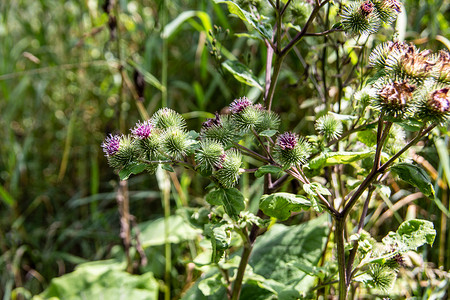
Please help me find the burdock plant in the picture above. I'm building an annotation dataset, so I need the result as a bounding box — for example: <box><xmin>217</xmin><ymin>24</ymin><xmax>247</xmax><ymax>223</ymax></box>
<box><xmin>101</xmin><ymin>0</ymin><xmax>449</xmax><ymax>299</ymax></box>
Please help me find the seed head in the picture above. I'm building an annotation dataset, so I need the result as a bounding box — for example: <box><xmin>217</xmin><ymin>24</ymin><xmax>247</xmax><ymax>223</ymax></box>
<box><xmin>131</xmin><ymin>120</ymin><xmax>153</xmax><ymax>139</ymax></box>
<box><xmin>428</xmin><ymin>88</ymin><xmax>450</xmax><ymax>114</ymax></box>
<box><xmin>374</xmin><ymin>80</ymin><xmax>416</xmax><ymax>117</ymax></box>
<box><xmin>229</xmin><ymin>97</ymin><xmax>252</xmax><ymax>114</ymax></box>
<box><xmin>435</xmin><ymin>50</ymin><xmax>450</xmax><ymax>83</ymax></box>
<box><xmin>102</xmin><ymin>134</ymin><xmax>121</xmax><ymax>156</ymax></box>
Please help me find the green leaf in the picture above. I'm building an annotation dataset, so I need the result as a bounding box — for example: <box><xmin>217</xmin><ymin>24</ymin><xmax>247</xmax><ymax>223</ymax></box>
<box><xmin>206</xmin><ymin>188</ymin><xmax>245</xmax><ymax>217</ymax></box>
<box><xmin>136</xmin><ymin>215</ymin><xmax>201</xmax><ymax>248</ymax></box>
<box><xmin>249</xmin><ymin>215</ymin><xmax>331</xmax><ymax>293</ymax></box>
<box><xmin>204</xmin><ymin>222</ymin><xmax>232</xmax><ymax>263</ymax></box>
<box><xmin>259</xmin><ymin>129</ymin><xmax>278</xmax><ymax>137</ymax></box>
<box><xmin>259</xmin><ymin>193</ymin><xmax>310</xmax><ymax>221</ymax></box>
<box><xmin>214</xmin><ymin>1</ymin><xmax>273</xmax><ymax>41</ymax></box>
<box><xmin>390</xmin><ymin>162</ymin><xmax>435</xmax><ymax>198</ymax></box>
<box><xmin>382</xmin><ymin>219</ymin><xmax>436</xmax><ymax>253</ymax></box>
<box><xmin>303</xmin><ymin>183</ymin><xmax>331</xmax><ymax>196</ymax></box>
<box><xmin>39</xmin><ymin>261</ymin><xmax>158</xmax><ymax>300</ymax></box>
<box><xmin>119</xmin><ymin>163</ymin><xmax>147</xmax><ymax>180</ymax></box>
<box><xmin>198</xmin><ymin>273</ymin><xmax>224</xmax><ymax>296</ymax></box>
<box><xmin>222</xmin><ymin>60</ymin><xmax>263</xmax><ymax>91</ymax></box>
<box><xmin>306</xmin><ymin>151</ymin><xmax>374</xmax><ymax>170</ymax></box>
<box><xmin>309</xmin><ymin>196</ymin><xmax>323</xmax><ymax>213</ymax></box>
<box><xmin>357</xmin><ymin>130</ymin><xmax>377</xmax><ymax>147</ymax></box>
<box><xmin>254</xmin><ymin>165</ymin><xmax>283</xmax><ymax>178</ymax></box>
<box><xmin>127</xmin><ymin>60</ymin><xmax>165</xmax><ymax>92</ymax></box>
<box><xmin>161</xmin><ymin>164</ymin><xmax>175</xmax><ymax>172</ymax></box>
<box><xmin>0</xmin><ymin>185</ymin><xmax>14</xmax><ymax>206</ymax></box>
<box><xmin>162</xmin><ymin>10</ymin><xmax>212</xmax><ymax>39</ymax></box>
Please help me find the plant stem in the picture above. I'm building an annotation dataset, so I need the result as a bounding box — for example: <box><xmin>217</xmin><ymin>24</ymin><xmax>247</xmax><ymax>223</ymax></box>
<box><xmin>335</xmin><ymin>217</ymin><xmax>348</xmax><ymax>299</ymax></box>
<box><xmin>345</xmin><ymin>186</ymin><xmax>374</xmax><ymax>281</ymax></box>
<box><xmin>231</xmin><ymin>227</ymin><xmax>253</xmax><ymax>300</ymax></box>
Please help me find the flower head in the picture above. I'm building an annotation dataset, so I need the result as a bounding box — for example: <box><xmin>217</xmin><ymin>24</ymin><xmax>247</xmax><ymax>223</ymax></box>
<box><xmin>131</xmin><ymin>120</ymin><xmax>153</xmax><ymax>139</ymax></box>
<box><xmin>229</xmin><ymin>97</ymin><xmax>252</xmax><ymax>114</ymax></box>
<box><xmin>341</xmin><ymin>0</ymin><xmax>381</xmax><ymax>35</ymax></box>
<box><xmin>276</xmin><ymin>132</ymin><xmax>298</xmax><ymax>150</ymax></box>
<box><xmin>102</xmin><ymin>134</ymin><xmax>121</xmax><ymax>156</ymax></box>
<box><xmin>360</xmin><ymin>0</ymin><xmax>374</xmax><ymax>17</ymax></box>
<box><xmin>274</xmin><ymin>132</ymin><xmax>312</xmax><ymax>167</ymax></box>
<box><xmin>202</xmin><ymin>112</ymin><xmax>222</xmax><ymax>130</ymax></box>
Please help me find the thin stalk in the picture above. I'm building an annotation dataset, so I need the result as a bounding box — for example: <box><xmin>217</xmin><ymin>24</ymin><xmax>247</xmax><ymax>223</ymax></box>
<box><xmin>162</xmin><ymin>172</ymin><xmax>171</xmax><ymax>300</ymax></box>
<box><xmin>336</xmin><ymin>217</ymin><xmax>348</xmax><ymax>299</ymax></box>
<box><xmin>231</xmin><ymin>227</ymin><xmax>253</xmax><ymax>300</ymax></box>
<box><xmin>232</xmin><ymin>142</ymin><xmax>271</xmax><ymax>163</ymax></box>
<box><xmin>161</xmin><ymin>1</ymin><xmax>168</xmax><ymax>108</ymax></box>
<box><xmin>345</xmin><ymin>186</ymin><xmax>374</xmax><ymax>281</ymax></box>
<box><xmin>343</xmin><ymin>123</ymin><xmax>436</xmax><ymax>218</ymax></box>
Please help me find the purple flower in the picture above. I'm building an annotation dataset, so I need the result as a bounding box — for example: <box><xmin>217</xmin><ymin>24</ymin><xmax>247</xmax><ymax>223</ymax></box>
<box><xmin>276</xmin><ymin>132</ymin><xmax>298</xmax><ymax>150</ymax></box>
<box><xmin>359</xmin><ymin>1</ymin><xmax>374</xmax><ymax>17</ymax></box>
<box><xmin>253</xmin><ymin>103</ymin><xmax>265</xmax><ymax>111</ymax></box>
<box><xmin>131</xmin><ymin>120</ymin><xmax>153</xmax><ymax>139</ymax></box>
<box><xmin>229</xmin><ymin>97</ymin><xmax>252</xmax><ymax>114</ymax></box>
<box><xmin>102</xmin><ymin>134</ymin><xmax>121</xmax><ymax>156</ymax></box>
<box><xmin>202</xmin><ymin>112</ymin><xmax>222</xmax><ymax>129</ymax></box>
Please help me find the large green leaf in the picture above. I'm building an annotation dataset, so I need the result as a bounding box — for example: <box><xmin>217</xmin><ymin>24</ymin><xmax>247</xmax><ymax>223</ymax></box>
<box><xmin>382</xmin><ymin>219</ymin><xmax>436</xmax><ymax>253</ymax></box>
<box><xmin>259</xmin><ymin>193</ymin><xmax>310</xmax><ymax>221</ymax></box>
<box><xmin>390</xmin><ymin>162</ymin><xmax>435</xmax><ymax>198</ymax></box>
<box><xmin>119</xmin><ymin>162</ymin><xmax>147</xmax><ymax>180</ymax></box>
<box><xmin>35</xmin><ymin>261</ymin><xmax>158</xmax><ymax>300</ymax></box>
<box><xmin>136</xmin><ymin>215</ymin><xmax>201</xmax><ymax>248</ymax></box>
<box><xmin>249</xmin><ymin>215</ymin><xmax>330</xmax><ymax>293</ymax></box>
<box><xmin>222</xmin><ymin>60</ymin><xmax>263</xmax><ymax>91</ymax></box>
<box><xmin>206</xmin><ymin>188</ymin><xmax>245</xmax><ymax>217</ymax></box>
<box><xmin>254</xmin><ymin>165</ymin><xmax>283</xmax><ymax>178</ymax></box>
<box><xmin>183</xmin><ymin>215</ymin><xmax>330</xmax><ymax>299</ymax></box>
<box><xmin>306</xmin><ymin>151</ymin><xmax>374</xmax><ymax>170</ymax></box>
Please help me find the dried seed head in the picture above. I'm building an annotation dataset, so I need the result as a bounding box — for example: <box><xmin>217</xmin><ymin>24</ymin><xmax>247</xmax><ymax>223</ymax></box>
<box><xmin>378</xmin><ymin>81</ymin><xmax>415</xmax><ymax>107</ymax></box>
<box><xmin>435</xmin><ymin>50</ymin><xmax>450</xmax><ymax>83</ymax></box>
<box><xmin>428</xmin><ymin>88</ymin><xmax>450</xmax><ymax>113</ymax></box>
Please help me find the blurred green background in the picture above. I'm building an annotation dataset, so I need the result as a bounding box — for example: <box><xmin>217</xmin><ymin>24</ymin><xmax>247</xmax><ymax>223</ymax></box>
<box><xmin>0</xmin><ymin>0</ymin><xmax>449</xmax><ymax>298</ymax></box>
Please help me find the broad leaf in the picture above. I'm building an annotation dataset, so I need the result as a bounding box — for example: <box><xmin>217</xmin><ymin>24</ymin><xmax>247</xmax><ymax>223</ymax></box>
<box><xmin>183</xmin><ymin>216</ymin><xmax>330</xmax><ymax>298</ymax></box>
<box><xmin>390</xmin><ymin>162</ymin><xmax>435</xmax><ymax>198</ymax></box>
<box><xmin>198</xmin><ymin>273</ymin><xmax>224</xmax><ymax>296</ymax></box>
<box><xmin>258</xmin><ymin>130</ymin><xmax>278</xmax><ymax>137</ymax></box>
<box><xmin>136</xmin><ymin>215</ymin><xmax>201</xmax><ymax>248</ymax></box>
<box><xmin>382</xmin><ymin>219</ymin><xmax>436</xmax><ymax>253</ymax></box>
<box><xmin>37</xmin><ymin>261</ymin><xmax>158</xmax><ymax>300</ymax></box>
<box><xmin>204</xmin><ymin>222</ymin><xmax>232</xmax><ymax>263</ymax></box>
<box><xmin>254</xmin><ymin>165</ymin><xmax>283</xmax><ymax>178</ymax></box>
<box><xmin>259</xmin><ymin>193</ymin><xmax>310</xmax><ymax>220</ymax></box>
<box><xmin>222</xmin><ymin>60</ymin><xmax>263</xmax><ymax>91</ymax></box>
<box><xmin>119</xmin><ymin>162</ymin><xmax>147</xmax><ymax>180</ymax></box>
<box><xmin>306</xmin><ymin>151</ymin><xmax>374</xmax><ymax>170</ymax></box>
<box><xmin>206</xmin><ymin>188</ymin><xmax>245</xmax><ymax>217</ymax></box>
<box><xmin>162</xmin><ymin>11</ymin><xmax>212</xmax><ymax>39</ymax></box>
<box><xmin>249</xmin><ymin>215</ymin><xmax>331</xmax><ymax>293</ymax></box>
